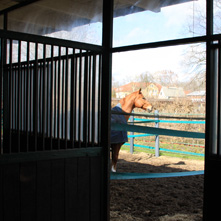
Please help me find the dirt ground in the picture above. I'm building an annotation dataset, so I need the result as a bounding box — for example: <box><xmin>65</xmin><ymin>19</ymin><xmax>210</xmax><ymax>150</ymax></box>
<box><xmin>110</xmin><ymin>151</ymin><xmax>204</xmax><ymax>221</ymax></box>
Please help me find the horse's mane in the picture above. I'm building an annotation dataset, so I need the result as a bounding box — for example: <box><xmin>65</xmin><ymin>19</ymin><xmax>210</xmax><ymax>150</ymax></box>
<box><xmin>120</xmin><ymin>90</ymin><xmax>139</xmax><ymax>107</ymax></box>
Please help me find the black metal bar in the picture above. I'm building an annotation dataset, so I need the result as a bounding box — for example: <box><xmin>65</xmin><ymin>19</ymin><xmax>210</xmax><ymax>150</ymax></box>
<box><xmin>42</xmin><ymin>43</ymin><xmax>46</xmax><ymax>150</ymax></box>
<box><xmin>102</xmin><ymin>0</ymin><xmax>113</xmax><ymax>219</ymax></box>
<box><xmin>1</xmin><ymin>37</ymin><xmax>8</xmax><ymax>153</ymax></box>
<box><xmin>0</xmin><ymin>30</ymin><xmax>103</xmax><ymax>52</ymax></box>
<box><xmin>57</xmin><ymin>46</ymin><xmax>61</xmax><ymax>149</ymax></box>
<box><xmin>54</xmin><ymin>54</ymin><xmax>57</xmax><ymax>141</ymax></box>
<box><xmin>46</xmin><ymin>49</ymin><xmax>50</xmax><ymax>138</ymax></box>
<box><xmin>0</xmin><ymin>0</ymin><xmax>38</xmax><ymax>15</ymax></box>
<box><xmin>98</xmin><ymin>54</ymin><xmax>102</xmax><ymax>146</ymax></box>
<box><xmin>112</xmin><ymin>35</ymin><xmax>210</xmax><ymax>53</ymax></box>
<box><xmin>39</xmin><ymin>61</ymin><xmax>42</xmax><ymax>136</ymax></box>
<box><xmin>83</xmin><ymin>51</ymin><xmax>88</xmax><ymax>147</ymax></box>
<box><xmin>88</xmin><ymin>55</ymin><xmax>92</xmax><ymax>144</ymax></box>
<box><xmin>65</xmin><ymin>47</ymin><xmax>69</xmax><ymax>148</ymax></box>
<box><xmin>26</xmin><ymin>41</ymin><xmax>30</xmax><ymax>151</ymax></box>
<box><xmin>91</xmin><ymin>54</ymin><xmax>96</xmax><ymax>147</ymax></box>
<box><xmin>17</xmin><ymin>40</ymin><xmax>21</xmax><ymax>152</ymax></box>
<box><xmin>30</xmin><ymin>50</ymin><xmax>33</xmax><ymax>139</ymax></box>
<box><xmin>70</xmin><ymin>49</ymin><xmax>76</xmax><ymax>148</ymax></box>
<box><xmin>8</xmin><ymin>39</ymin><xmax>12</xmax><ymax>152</ymax></box>
<box><xmin>50</xmin><ymin>45</ymin><xmax>54</xmax><ymax>149</ymax></box>
<box><xmin>34</xmin><ymin>42</ymin><xmax>38</xmax><ymax>151</ymax></box>
<box><xmin>62</xmin><ymin>55</ymin><xmax>65</xmax><ymax>140</ymax></box>
<box><xmin>218</xmin><ymin>41</ymin><xmax>221</xmax><ymax>157</ymax></box>
<box><xmin>78</xmin><ymin>50</ymin><xmax>82</xmax><ymax>148</ymax></box>
<box><xmin>0</xmin><ymin>38</ymin><xmax>2</xmax><ymax>154</ymax></box>
<box><xmin>203</xmin><ymin>0</ymin><xmax>215</xmax><ymax>218</ymax></box>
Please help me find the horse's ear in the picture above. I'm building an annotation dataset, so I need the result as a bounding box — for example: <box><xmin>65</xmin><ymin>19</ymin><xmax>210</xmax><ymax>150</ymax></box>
<box><xmin>139</xmin><ymin>88</ymin><xmax>142</xmax><ymax>94</ymax></box>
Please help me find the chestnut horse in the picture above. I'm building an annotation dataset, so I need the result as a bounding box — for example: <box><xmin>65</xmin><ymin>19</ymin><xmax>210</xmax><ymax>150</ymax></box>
<box><xmin>111</xmin><ymin>89</ymin><xmax>152</xmax><ymax>172</ymax></box>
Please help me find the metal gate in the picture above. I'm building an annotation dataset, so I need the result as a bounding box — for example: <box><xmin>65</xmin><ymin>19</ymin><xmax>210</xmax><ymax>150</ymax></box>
<box><xmin>0</xmin><ymin>30</ymin><xmax>107</xmax><ymax>221</ymax></box>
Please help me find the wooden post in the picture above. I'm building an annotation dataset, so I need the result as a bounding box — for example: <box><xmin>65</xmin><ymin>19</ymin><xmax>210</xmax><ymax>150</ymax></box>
<box><xmin>155</xmin><ymin>110</ymin><xmax>160</xmax><ymax>157</ymax></box>
<box><xmin>130</xmin><ymin>114</ymin><xmax>134</xmax><ymax>154</ymax></box>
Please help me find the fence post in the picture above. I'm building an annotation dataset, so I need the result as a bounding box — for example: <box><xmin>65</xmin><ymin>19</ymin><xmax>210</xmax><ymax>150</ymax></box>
<box><xmin>130</xmin><ymin>113</ymin><xmax>134</xmax><ymax>154</ymax></box>
<box><xmin>155</xmin><ymin>110</ymin><xmax>160</xmax><ymax>157</ymax></box>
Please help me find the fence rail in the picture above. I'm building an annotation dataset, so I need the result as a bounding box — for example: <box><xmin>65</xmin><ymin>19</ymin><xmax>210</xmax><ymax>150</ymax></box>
<box><xmin>111</xmin><ymin>110</ymin><xmax>205</xmax><ymax>157</ymax></box>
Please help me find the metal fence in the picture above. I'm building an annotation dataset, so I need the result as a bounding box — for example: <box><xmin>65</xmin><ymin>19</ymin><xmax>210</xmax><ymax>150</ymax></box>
<box><xmin>127</xmin><ymin>110</ymin><xmax>205</xmax><ymax>157</ymax></box>
<box><xmin>0</xmin><ymin>31</ymin><xmax>103</xmax><ymax>154</ymax></box>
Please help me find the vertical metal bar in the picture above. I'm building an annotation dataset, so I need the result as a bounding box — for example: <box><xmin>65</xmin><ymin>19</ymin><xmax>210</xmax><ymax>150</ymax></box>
<box><xmin>46</xmin><ymin>51</ymin><xmax>49</xmax><ymax>138</ymax></box>
<box><xmin>42</xmin><ymin>43</ymin><xmax>46</xmax><ymax>150</ymax></box>
<box><xmin>21</xmin><ymin>63</ymin><xmax>24</xmax><ymax>133</ymax></box>
<box><xmin>0</xmin><ymin>38</ymin><xmax>2</xmax><ymax>153</ymax></box>
<box><xmin>83</xmin><ymin>52</ymin><xmax>88</xmax><ymax>147</ymax></box>
<box><xmin>50</xmin><ymin>45</ymin><xmax>54</xmax><ymax>149</ymax></box>
<box><xmin>1</xmin><ymin>36</ymin><xmax>9</xmax><ymax>153</ymax></box>
<box><xmin>205</xmin><ymin>0</ymin><xmax>214</xmax><ymax>157</ymax></box>
<box><xmin>26</xmin><ymin>41</ymin><xmax>30</xmax><ymax>151</ymax></box>
<box><xmin>39</xmin><ymin>61</ymin><xmax>42</xmax><ymax>136</ymax></box>
<box><xmin>30</xmin><ymin>51</ymin><xmax>33</xmax><ymax>138</ymax></box>
<box><xmin>218</xmin><ymin>41</ymin><xmax>221</xmax><ymax>157</ymax></box>
<box><xmin>91</xmin><ymin>54</ymin><xmax>96</xmax><ymax>147</ymax></box>
<box><xmin>101</xmin><ymin>0</ymin><xmax>113</xmax><ymax>219</ymax></box>
<box><xmin>98</xmin><ymin>54</ymin><xmax>102</xmax><ymax>146</ymax></box>
<box><xmin>130</xmin><ymin>114</ymin><xmax>134</xmax><ymax>154</ymax></box>
<box><xmin>65</xmin><ymin>47</ymin><xmax>69</xmax><ymax>148</ymax></box>
<box><xmin>54</xmin><ymin>57</ymin><xmax>57</xmax><ymax>140</ymax></box>
<box><xmin>203</xmin><ymin>0</ymin><xmax>215</xmax><ymax>219</ymax></box>
<box><xmin>8</xmin><ymin>39</ymin><xmax>12</xmax><ymax>152</ymax></box>
<box><xmin>70</xmin><ymin>49</ymin><xmax>76</xmax><ymax>148</ymax></box>
<box><xmin>78</xmin><ymin>50</ymin><xmax>82</xmax><ymax>148</ymax></box>
<box><xmin>57</xmin><ymin>46</ymin><xmax>61</xmax><ymax>149</ymax></box>
<box><xmin>74</xmin><ymin>51</ymin><xmax>78</xmax><ymax>143</ymax></box>
<box><xmin>155</xmin><ymin>110</ymin><xmax>160</xmax><ymax>157</ymax></box>
<box><xmin>17</xmin><ymin>40</ymin><xmax>21</xmax><ymax>152</ymax></box>
<box><xmin>47</xmin><ymin>50</ymin><xmax>50</xmax><ymax>138</ymax></box>
<box><xmin>61</xmin><ymin>57</ymin><xmax>64</xmax><ymax>140</ymax></box>
<box><xmin>1</xmin><ymin>37</ymin><xmax>8</xmax><ymax>153</ymax></box>
<box><xmin>34</xmin><ymin>42</ymin><xmax>38</xmax><ymax>151</ymax></box>
<box><xmin>88</xmin><ymin>55</ymin><xmax>92</xmax><ymax>144</ymax></box>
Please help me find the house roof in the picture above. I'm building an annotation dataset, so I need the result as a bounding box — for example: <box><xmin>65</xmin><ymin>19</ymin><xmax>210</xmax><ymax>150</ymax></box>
<box><xmin>187</xmin><ymin>91</ymin><xmax>206</xmax><ymax>96</ymax></box>
<box><xmin>114</xmin><ymin>82</ymin><xmax>147</xmax><ymax>92</ymax></box>
<box><xmin>161</xmin><ymin>86</ymin><xmax>186</xmax><ymax>98</ymax></box>
<box><xmin>0</xmin><ymin>0</ymin><xmax>194</xmax><ymax>35</ymax></box>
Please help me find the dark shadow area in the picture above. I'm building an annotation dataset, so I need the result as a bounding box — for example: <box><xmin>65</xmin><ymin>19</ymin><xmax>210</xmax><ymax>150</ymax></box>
<box><xmin>110</xmin><ymin>157</ymin><xmax>204</xmax><ymax>221</ymax></box>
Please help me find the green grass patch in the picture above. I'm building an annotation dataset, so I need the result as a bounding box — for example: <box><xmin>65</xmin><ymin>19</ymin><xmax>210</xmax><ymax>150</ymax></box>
<box><xmin>121</xmin><ymin>144</ymin><xmax>205</xmax><ymax>161</ymax></box>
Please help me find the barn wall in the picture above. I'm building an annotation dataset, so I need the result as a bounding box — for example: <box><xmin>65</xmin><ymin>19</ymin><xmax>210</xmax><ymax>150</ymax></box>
<box><xmin>0</xmin><ymin>147</ymin><xmax>103</xmax><ymax>221</ymax></box>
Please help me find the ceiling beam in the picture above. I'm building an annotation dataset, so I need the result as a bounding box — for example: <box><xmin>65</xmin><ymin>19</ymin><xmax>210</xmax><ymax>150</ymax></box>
<box><xmin>0</xmin><ymin>0</ymin><xmax>38</xmax><ymax>15</ymax></box>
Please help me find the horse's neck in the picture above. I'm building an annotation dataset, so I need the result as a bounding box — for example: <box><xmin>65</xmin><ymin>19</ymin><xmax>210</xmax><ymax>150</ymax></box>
<box><xmin>119</xmin><ymin>97</ymin><xmax>135</xmax><ymax>121</ymax></box>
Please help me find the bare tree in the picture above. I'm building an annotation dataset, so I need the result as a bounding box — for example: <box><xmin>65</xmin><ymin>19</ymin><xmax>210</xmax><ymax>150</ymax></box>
<box><xmin>182</xmin><ymin>0</ymin><xmax>221</xmax><ymax>91</ymax></box>
<box><xmin>136</xmin><ymin>71</ymin><xmax>154</xmax><ymax>83</ymax></box>
<box><xmin>152</xmin><ymin>70</ymin><xmax>179</xmax><ymax>86</ymax></box>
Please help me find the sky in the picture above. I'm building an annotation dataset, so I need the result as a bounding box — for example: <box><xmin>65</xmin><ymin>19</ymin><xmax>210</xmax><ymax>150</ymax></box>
<box><xmin>112</xmin><ymin>0</ymin><xmax>206</xmax><ymax>85</ymax></box>
<box><xmin>49</xmin><ymin>0</ymin><xmax>207</xmax><ymax>86</ymax></box>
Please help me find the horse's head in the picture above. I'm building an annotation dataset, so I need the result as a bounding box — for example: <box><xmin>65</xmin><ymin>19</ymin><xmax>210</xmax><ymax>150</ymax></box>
<box><xmin>134</xmin><ymin>88</ymin><xmax>152</xmax><ymax>112</ymax></box>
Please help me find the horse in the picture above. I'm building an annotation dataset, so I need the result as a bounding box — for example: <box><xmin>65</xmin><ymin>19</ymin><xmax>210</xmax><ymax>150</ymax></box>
<box><xmin>111</xmin><ymin>88</ymin><xmax>152</xmax><ymax>172</ymax></box>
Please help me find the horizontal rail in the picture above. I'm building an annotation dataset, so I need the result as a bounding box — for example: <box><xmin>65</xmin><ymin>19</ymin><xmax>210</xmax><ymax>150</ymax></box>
<box><xmin>112</xmin><ymin>111</ymin><xmax>205</xmax><ymax>120</ymax></box>
<box><xmin>128</xmin><ymin>133</ymin><xmax>153</xmax><ymax>138</ymax></box>
<box><xmin>111</xmin><ymin>123</ymin><xmax>205</xmax><ymax>139</ymax></box>
<box><xmin>110</xmin><ymin>170</ymin><xmax>204</xmax><ymax>180</ymax></box>
<box><xmin>0</xmin><ymin>29</ymin><xmax>102</xmax><ymax>52</ymax></box>
<box><xmin>131</xmin><ymin>118</ymin><xmax>205</xmax><ymax>124</ymax></box>
<box><xmin>124</xmin><ymin>143</ymin><xmax>204</xmax><ymax>157</ymax></box>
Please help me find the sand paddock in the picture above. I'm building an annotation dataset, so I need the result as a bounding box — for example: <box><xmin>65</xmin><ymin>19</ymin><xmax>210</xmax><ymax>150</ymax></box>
<box><xmin>110</xmin><ymin>151</ymin><xmax>204</xmax><ymax>221</ymax></box>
